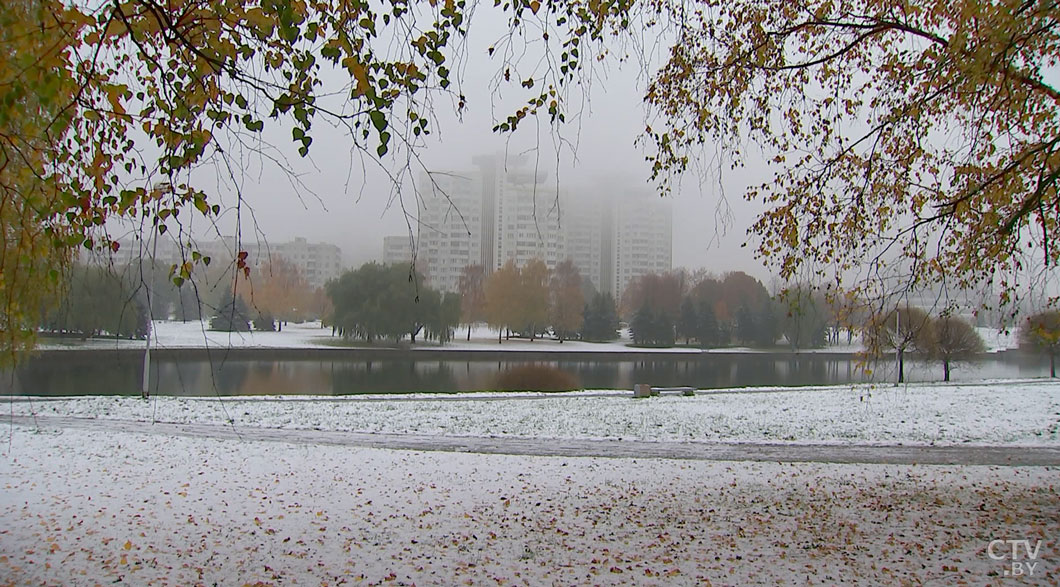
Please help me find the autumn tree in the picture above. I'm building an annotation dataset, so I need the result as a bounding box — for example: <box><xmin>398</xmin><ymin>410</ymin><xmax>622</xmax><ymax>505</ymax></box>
<box><xmin>549</xmin><ymin>260</ymin><xmax>584</xmax><ymax>342</ymax></box>
<box><xmin>1020</xmin><ymin>310</ymin><xmax>1060</xmax><ymax>378</ymax></box>
<box><xmin>923</xmin><ymin>315</ymin><xmax>986</xmax><ymax>382</ymax></box>
<box><xmin>518</xmin><ymin>259</ymin><xmax>551</xmax><ymax>341</ymax></box>
<box><xmin>2</xmin><ymin>0</ymin><xmax>76</xmax><ymax>361</ymax></box>
<box><xmin>0</xmin><ymin>0</ymin><xmax>495</xmax><ymax>362</ymax></box>
<box><xmin>640</xmin><ymin>0</ymin><xmax>1060</xmax><ymax>315</ymax></box>
<box><xmin>11</xmin><ymin>0</ymin><xmax>1057</xmax><ymax>365</ymax></box>
<box><xmin>777</xmin><ymin>286</ymin><xmax>829</xmax><ymax>350</ymax></box>
<box><xmin>685</xmin><ymin>272</ymin><xmax>775</xmax><ymax>346</ymax></box>
<box><xmin>620</xmin><ymin>271</ymin><xmax>686</xmax><ymax>322</ymax></box>
<box><xmin>864</xmin><ymin>306</ymin><xmax>933</xmax><ymax>383</ymax></box>
<box><xmin>247</xmin><ymin>258</ymin><xmax>315</xmax><ymax>329</ymax></box>
<box><xmin>457</xmin><ymin>264</ymin><xmax>487</xmax><ymax>341</ymax></box>
<box><xmin>485</xmin><ymin>260</ymin><xmax>522</xmax><ymax>344</ymax></box>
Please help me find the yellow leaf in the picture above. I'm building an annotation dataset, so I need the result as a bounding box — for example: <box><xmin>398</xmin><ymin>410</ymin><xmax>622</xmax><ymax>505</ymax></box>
<box><xmin>345</xmin><ymin>58</ymin><xmax>370</xmax><ymax>97</ymax></box>
<box><xmin>123</xmin><ymin>540</ymin><xmax>132</xmax><ymax>551</ymax></box>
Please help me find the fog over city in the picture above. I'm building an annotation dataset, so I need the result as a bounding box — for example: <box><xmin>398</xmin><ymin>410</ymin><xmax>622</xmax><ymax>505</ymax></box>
<box><xmin>136</xmin><ymin>5</ymin><xmax>770</xmax><ymax>282</ymax></box>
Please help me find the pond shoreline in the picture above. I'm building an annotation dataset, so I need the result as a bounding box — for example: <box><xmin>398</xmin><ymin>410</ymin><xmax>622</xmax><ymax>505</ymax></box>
<box><xmin>25</xmin><ymin>345</ymin><xmax>1032</xmax><ymax>363</ymax></box>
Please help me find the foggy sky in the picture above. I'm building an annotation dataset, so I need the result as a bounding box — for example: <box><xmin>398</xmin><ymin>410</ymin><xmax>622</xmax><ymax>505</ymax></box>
<box><xmin>156</xmin><ymin>6</ymin><xmax>773</xmax><ymax>282</ymax></box>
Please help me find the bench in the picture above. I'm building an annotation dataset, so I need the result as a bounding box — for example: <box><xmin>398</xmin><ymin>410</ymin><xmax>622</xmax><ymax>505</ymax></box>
<box><xmin>633</xmin><ymin>384</ymin><xmax>696</xmax><ymax>398</ymax></box>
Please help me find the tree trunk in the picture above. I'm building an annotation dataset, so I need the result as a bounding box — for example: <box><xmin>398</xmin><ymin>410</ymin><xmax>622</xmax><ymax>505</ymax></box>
<box><xmin>898</xmin><ymin>350</ymin><xmax>905</xmax><ymax>383</ymax></box>
<box><xmin>943</xmin><ymin>358</ymin><xmax>950</xmax><ymax>382</ymax></box>
<box><xmin>467</xmin><ymin>324</ymin><xmax>471</xmax><ymax>341</ymax></box>
<box><xmin>1052</xmin><ymin>353</ymin><xmax>1056</xmax><ymax>378</ymax></box>
<box><xmin>498</xmin><ymin>328</ymin><xmax>502</xmax><ymax>344</ymax></box>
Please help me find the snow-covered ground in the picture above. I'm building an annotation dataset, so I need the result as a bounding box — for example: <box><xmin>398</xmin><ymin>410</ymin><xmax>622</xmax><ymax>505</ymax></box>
<box><xmin>36</xmin><ymin>320</ymin><xmax>1022</xmax><ymax>353</ymax></box>
<box><xmin>2</xmin><ymin>425</ymin><xmax>1057</xmax><ymax>585</ymax></box>
<box><xmin>10</xmin><ymin>380</ymin><xmax>1060</xmax><ymax>446</ymax></box>
<box><xmin>37</xmin><ymin>320</ymin><xmax>338</xmax><ymax>350</ymax></box>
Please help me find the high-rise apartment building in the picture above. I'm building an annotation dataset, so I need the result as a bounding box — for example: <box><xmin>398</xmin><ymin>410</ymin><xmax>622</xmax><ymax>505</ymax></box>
<box><xmin>383</xmin><ymin>235</ymin><xmax>414</xmax><ymax>265</ymax></box>
<box><xmin>416</xmin><ymin>171</ymin><xmax>482</xmax><ymax>293</ymax></box>
<box><xmin>268</xmin><ymin>237</ymin><xmax>343</xmax><ymax>289</ymax></box>
<box><xmin>610</xmin><ymin>194</ymin><xmax>673</xmax><ymax>299</ymax></box>
<box><xmin>493</xmin><ymin>177</ymin><xmax>562</xmax><ymax>271</ymax></box>
<box><xmin>561</xmin><ymin>192</ymin><xmax>607</xmax><ymax>294</ymax></box>
<box><xmin>102</xmin><ymin>236</ymin><xmax>343</xmax><ymax>289</ymax></box>
<box><xmin>388</xmin><ymin>155</ymin><xmax>672</xmax><ymax>296</ymax></box>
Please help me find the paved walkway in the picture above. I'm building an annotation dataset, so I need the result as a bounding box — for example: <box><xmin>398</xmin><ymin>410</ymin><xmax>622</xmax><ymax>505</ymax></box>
<box><xmin>8</xmin><ymin>415</ymin><xmax>1060</xmax><ymax>466</ymax></box>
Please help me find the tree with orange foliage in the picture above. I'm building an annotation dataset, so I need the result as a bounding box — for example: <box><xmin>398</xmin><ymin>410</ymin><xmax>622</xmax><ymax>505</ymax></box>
<box><xmin>485</xmin><ymin>261</ymin><xmax>522</xmax><ymax>344</ymax></box>
<box><xmin>247</xmin><ymin>258</ymin><xmax>315</xmax><ymax>330</ymax></box>
<box><xmin>1021</xmin><ymin>311</ymin><xmax>1060</xmax><ymax>378</ymax></box>
<box><xmin>518</xmin><ymin>259</ymin><xmax>551</xmax><ymax>341</ymax></box>
<box><xmin>549</xmin><ymin>260</ymin><xmax>584</xmax><ymax>342</ymax></box>
<box><xmin>619</xmin><ymin>271</ymin><xmax>687</xmax><ymax>322</ymax></box>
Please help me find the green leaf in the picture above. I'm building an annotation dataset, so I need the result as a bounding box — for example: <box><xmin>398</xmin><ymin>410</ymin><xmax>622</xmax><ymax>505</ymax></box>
<box><xmin>370</xmin><ymin>110</ymin><xmax>387</xmax><ymax>132</ymax></box>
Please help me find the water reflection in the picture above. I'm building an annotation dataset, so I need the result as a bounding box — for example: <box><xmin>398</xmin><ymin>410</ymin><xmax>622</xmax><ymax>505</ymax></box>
<box><xmin>2</xmin><ymin>352</ymin><xmax>1052</xmax><ymax>396</ymax></box>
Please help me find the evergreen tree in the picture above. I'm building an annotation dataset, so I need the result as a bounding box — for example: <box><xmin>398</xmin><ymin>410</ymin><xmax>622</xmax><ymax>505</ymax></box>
<box><xmin>695</xmin><ymin>302</ymin><xmax>719</xmax><ymax>348</ymax></box>
<box><xmin>211</xmin><ymin>290</ymin><xmax>251</xmax><ymax>332</ymax></box>
<box><xmin>754</xmin><ymin>303</ymin><xmax>779</xmax><ymax>347</ymax></box>
<box><xmin>630</xmin><ymin>303</ymin><xmax>654</xmax><ymax>346</ymax></box>
<box><xmin>677</xmin><ymin>297</ymin><xmax>699</xmax><ymax>345</ymax></box>
<box><xmin>735</xmin><ymin>305</ymin><xmax>757</xmax><ymax>346</ymax></box>
<box><xmin>581</xmin><ymin>293</ymin><xmax>620</xmax><ymax>342</ymax></box>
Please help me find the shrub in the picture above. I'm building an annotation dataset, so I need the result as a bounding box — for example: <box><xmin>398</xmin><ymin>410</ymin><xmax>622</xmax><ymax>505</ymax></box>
<box><xmin>493</xmin><ymin>364</ymin><xmax>581</xmax><ymax>392</ymax></box>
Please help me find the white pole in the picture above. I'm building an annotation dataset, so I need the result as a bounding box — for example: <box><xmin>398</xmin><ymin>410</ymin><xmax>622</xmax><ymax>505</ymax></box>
<box><xmin>141</xmin><ymin>326</ymin><xmax>151</xmax><ymax>399</ymax></box>
<box><xmin>895</xmin><ymin>308</ymin><xmax>900</xmax><ymax>385</ymax></box>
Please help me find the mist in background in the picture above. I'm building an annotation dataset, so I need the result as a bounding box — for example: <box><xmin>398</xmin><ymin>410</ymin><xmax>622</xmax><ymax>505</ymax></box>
<box><xmin>111</xmin><ymin>5</ymin><xmax>772</xmax><ymax>282</ymax></box>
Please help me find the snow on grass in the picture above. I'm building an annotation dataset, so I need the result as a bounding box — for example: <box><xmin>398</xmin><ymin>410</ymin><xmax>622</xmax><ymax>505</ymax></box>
<box><xmin>37</xmin><ymin>320</ymin><xmax>337</xmax><ymax>350</ymax></box>
<box><xmin>36</xmin><ymin>320</ymin><xmax>1024</xmax><ymax>354</ymax></box>
<box><xmin>12</xmin><ymin>380</ymin><xmax>1060</xmax><ymax>446</ymax></box>
<box><xmin>1</xmin><ymin>427</ymin><xmax>1057</xmax><ymax>585</ymax></box>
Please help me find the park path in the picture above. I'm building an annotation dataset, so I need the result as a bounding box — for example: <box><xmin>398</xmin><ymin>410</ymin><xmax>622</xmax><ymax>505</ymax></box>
<box><xmin>8</xmin><ymin>415</ymin><xmax>1060</xmax><ymax>466</ymax></box>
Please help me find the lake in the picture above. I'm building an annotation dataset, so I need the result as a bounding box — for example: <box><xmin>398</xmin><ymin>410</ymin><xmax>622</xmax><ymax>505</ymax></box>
<box><xmin>2</xmin><ymin>349</ymin><xmax>1051</xmax><ymax>396</ymax></box>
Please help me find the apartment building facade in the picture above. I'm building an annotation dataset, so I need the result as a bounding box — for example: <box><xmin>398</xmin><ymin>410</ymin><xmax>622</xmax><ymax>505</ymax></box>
<box><xmin>415</xmin><ymin>171</ymin><xmax>483</xmax><ymax>293</ymax></box>
<box><xmin>386</xmin><ymin>155</ymin><xmax>672</xmax><ymax>296</ymax></box>
<box><xmin>103</xmin><ymin>235</ymin><xmax>343</xmax><ymax>289</ymax></box>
